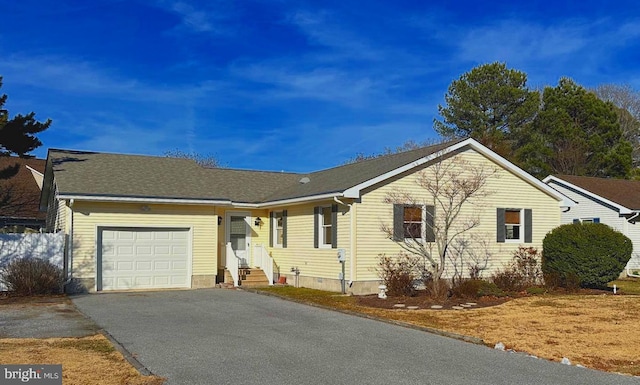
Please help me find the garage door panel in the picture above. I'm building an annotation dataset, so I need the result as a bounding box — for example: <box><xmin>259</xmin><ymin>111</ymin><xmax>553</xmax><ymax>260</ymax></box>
<box><xmin>135</xmin><ymin>245</ymin><xmax>153</xmax><ymax>256</ymax></box>
<box><xmin>171</xmin><ymin>260</ymin><xmax>188</xmax><ymax>270</ymax></box>
<box><xmin>101</xmin><ymin>228</ymin><xmax>190</xmax><ymax>291</ymax></box>
<box><xmin>116</xmin><ymin>261</ymin><xmax>134</xmax><ymax>271</ymax></box>
<box><xmin>136</xmin><ymin>261</ymin><xmax>153</xmax><ymax>271</ymax></box>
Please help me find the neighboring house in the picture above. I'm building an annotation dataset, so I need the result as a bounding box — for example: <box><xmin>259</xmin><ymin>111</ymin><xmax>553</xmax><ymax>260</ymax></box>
<box><xmin>544</xmin><ymin>175</ymin><xmax>640</xmax><ymax>276</ymax></box>
<box><xmin>0</xmin><ymin>156</ymin><xmax>46</xmax><ymax>231</ymax></box>
<box><xmin>39</xmin><ymin>139</ymin><xmax>570</xmax><ymax>294</ymax></box>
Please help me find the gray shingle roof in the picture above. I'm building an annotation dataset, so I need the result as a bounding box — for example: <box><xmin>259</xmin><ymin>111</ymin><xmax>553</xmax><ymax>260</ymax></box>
<box><xmin>47</xmin><ymin>139</ymin><xmax>463</xmax><ymax>204</ymax></box>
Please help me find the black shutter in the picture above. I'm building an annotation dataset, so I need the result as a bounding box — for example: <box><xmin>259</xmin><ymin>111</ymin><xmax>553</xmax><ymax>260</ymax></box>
<box><xmin>269</xmin><ymin>211</ymin><xmax>274</xmax><ymax>248</ymax></box>
<box><xmin>393</xmin><ymin>204</ymin><xmax>404</xmax><ymax>241</ymax></box>
<box><xmin>497</xmin><ymin>208</ymin><xmax>505</xmax><ymax>243</ymax></box>
<box><xmin>425</xmin><ymin>205</ymin><xmax>435</xmax><ymax>242</ymax></box>
<box><xmin>313</xmin><ymin>206</ymin><xmax>319</xmax><ymax>248</ymax></box>
<box><xmin>331</xmin><ymin>204</ymin><xmax>338</xmax><ymax>249</ymax></box>
<box><xmin>524</xmin><ymin>209</ymin><xmax>532</xmax><ymax>243</ymax></box>
<box><xmin>282</xmin><ymin>210</ymin><xmax>288</xmax><ymax>248</ymax></box>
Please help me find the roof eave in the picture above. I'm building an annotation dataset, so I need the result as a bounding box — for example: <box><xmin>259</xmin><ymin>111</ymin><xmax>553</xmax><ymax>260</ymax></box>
<box><xmin>57</xmin><ymin>194</ymin><xmax>231</xmax><ymax>206</ymax></box>
<box><xmin>343</xmin><ymin>138</ymin><xmax>570</xmax><ymax>205</ymax></box>
<box><xmin>543</xmin><ymin>175</ymin><xmax>633</xmax><ymax>214</ymax></box>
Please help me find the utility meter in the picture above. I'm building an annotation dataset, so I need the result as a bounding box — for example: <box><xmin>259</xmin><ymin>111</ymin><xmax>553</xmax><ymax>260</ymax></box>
<box><xmin>337</xmin><ymin>248</ymin><xmax>346</xmax><ymax>262</ymax></box>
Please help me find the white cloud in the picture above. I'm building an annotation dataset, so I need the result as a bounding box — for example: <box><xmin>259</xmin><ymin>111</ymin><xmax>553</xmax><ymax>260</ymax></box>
<box><xmin>0</xmin><ymin>54</ymin><xmax>222</xmax><ymax>104</ymax></box>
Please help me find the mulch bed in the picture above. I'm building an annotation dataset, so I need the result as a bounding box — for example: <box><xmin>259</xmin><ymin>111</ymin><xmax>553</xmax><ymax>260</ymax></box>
<box><xmin>356</xmin><ymin>293</ymin><xmax>512</xmax><ymax>310</ymax></box>
<box><xmin>356</xmin><ymin>287</ymin><xmax>614</xmax><ymax>310</ymax></box>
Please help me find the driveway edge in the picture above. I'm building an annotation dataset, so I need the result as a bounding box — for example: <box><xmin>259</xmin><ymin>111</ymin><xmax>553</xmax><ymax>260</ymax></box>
<box><xmin>70</xmin><ymin>296</ymin><xmax>154</xmax><ymax>377</ymax></box>
<box><xmin>249</xmin><ymin>289</ymin><xmax>486</xmax><ymax>346</ymax></box>
<box><xmin>100</xmin><ymin>329</ymin><xmax>153</xmax><ymax>376</ymax></box>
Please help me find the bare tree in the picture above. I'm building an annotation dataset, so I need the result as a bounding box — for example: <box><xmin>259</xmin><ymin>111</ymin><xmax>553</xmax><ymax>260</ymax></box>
<box><xmin>593</xmin><ymin>84</ymin><xmax>640</xmax><ymax>168</ymax></box>
<box><xmin>344</xmin><ymin>138</ymin><xmax>443</xmax><ymax>164</ymax></box>
<box><xmin>164</xmin><ymin>149</ymin><xmax>221</xmax><ymax>168</ymax></box>
<box><xmin>381</xmin><ymin>154</ymin><xmax>497</xmax><ymax>295</ymax></box>
<box><xmin>447</xmin><ymin>234</ymin><xmax>493</xmax><ymax>285</ymax></box>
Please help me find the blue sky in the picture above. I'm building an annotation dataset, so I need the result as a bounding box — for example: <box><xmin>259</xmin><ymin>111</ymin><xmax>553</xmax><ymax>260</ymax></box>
<box><xmin>2</xmin><ymin>0</ymin><xmax>640</xmax><ymax>172</ymax></box>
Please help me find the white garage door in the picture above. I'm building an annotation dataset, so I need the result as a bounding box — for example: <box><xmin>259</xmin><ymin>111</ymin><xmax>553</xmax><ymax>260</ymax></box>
<box><xmin>100</xmin><ymin>228</ymin><xmax>190</xmax><ymax>291</ymax></box>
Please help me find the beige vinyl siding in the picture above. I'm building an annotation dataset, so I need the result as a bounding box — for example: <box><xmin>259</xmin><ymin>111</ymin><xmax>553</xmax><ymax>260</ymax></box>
<box><xmin>265</xmin><ymin>201</ymin><xmax>353</xmax><ymax>281</ymax></box>
<box><xmin>355</xmin><ymin>148</ymin><xmax>561</xmax><ymax>280</ymax></box>
<box><xmin>69</xmin><ymin>201</ymin><xmax>217</xmax><ymax>282</ymax></box>
<box><xmin>45</xmin><ymin>183</ymin><xmax>67</xmax><ymax>233</ymax></box>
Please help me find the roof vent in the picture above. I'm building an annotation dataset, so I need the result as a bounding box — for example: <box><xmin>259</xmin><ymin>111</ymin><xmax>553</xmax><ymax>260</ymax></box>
<box><xmin>299</xmin><ymin>177</ymin><xmax>311</xmax><ymax>184</ymax></box>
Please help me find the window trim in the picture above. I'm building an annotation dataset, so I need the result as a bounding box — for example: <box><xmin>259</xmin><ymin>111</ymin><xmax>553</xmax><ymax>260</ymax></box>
<box><xmin>504</xmin><ymin>208</ymin><xmax>524</xmax><ymax>243</ymax></box>
<box><xmin>393</xmin><ymin>204</ymin><xmax>435</xmax><ymax>243</ymax></box>
<box><xmin>574</xmin><ymin>217</ymin><xmax>600</xmax><ymax>224</ymax></box>
<box><xmin>272</xmin><ymin>211</ymin><xmax>284</xmax><ymax>248</ymax></box>
<box><xmin>403</xmin><ymin>205</ymin><xmax>424</xmax><ymax>240</ymax></box>
<box><xmin>314</xmin><ymin>205</ymin><xmax>337</xmax><ymax>249</ymax></box>
<box><xmin>497</xmin><ymin>207</ymin><xmax>532</xmax><ymax>243</ymax></box>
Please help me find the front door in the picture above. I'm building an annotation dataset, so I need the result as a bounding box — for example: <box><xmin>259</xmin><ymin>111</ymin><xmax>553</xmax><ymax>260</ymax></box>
<box><xmin>227</xmin><ymin>213</ymin><xmax>251</xmax><ymax>267</ymax></box>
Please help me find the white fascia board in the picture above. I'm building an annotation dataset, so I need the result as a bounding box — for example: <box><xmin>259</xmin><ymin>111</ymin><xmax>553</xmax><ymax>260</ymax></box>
<box><xmin>255</xmin><ymin>192</ymin><xmax>343</xmax><ymax>208</ymax></box>
<box><xmin>543</xmin><ymin>175</ymin><xmax>633</xmax><ymax>214</ymax></box>
<box><xmin>57</xmin><ymin>194</ymin><xmax>230</xmax><ymax>206</ymax></box>
<box><xmin>25</xmin><ymin>165</ymin><xmax>44</xmax><ymax>177</ymax></box>
<box><xmin>343</xmin><ymin>138</ymin><xmax>573</xmax><ymax>207</ymax></box>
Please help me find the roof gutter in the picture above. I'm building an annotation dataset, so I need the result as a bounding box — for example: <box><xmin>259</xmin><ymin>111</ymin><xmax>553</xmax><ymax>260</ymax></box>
<box><xmin>57</xmin><ymin>194</ymin><xmax>231</xmax><ymax>206</ymax></box>
<box><xmin>232</xmin><ymin>192</ymin><xmax>345</xmax><ymax>209</ymax></box>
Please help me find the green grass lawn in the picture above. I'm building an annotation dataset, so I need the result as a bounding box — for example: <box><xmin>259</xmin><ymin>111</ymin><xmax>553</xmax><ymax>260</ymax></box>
<box><xmin>608</xmin><ymin>278</ymin><xmax>640</xmax><ymax>294</ymax></box>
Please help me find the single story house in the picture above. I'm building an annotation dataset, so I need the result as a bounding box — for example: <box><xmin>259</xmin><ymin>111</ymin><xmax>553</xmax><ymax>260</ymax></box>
<box><xmin>544</xmin><ymin>175</ymin><xmax>640</xmax><ymax>276</ymax></box>
<box><xmin>40</xmin><ymin>138</ymin><xmax>570</xmax><ymax>294</ymax></box>
<box><xmin>0</xmin><ymin>156</ymin><xmax>46</xmax><ymax>231</ymax></box>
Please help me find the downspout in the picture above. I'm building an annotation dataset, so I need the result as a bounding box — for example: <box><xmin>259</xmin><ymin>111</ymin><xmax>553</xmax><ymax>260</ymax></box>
<box><xmin>333</xmin><ymin>197</ymin><xmax>355</xmax><ymax>287</ymax></box>
<box><xmin>67</xmin><ymin>199</ymin><xmax>75</xmax><ymax>285</ymax></box>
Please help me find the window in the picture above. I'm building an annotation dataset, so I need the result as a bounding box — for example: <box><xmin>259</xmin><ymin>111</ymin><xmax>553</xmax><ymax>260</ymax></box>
<box><xmin>403</xmin><ymin>206</ymin><xmax>423</xmax><ymax>239</ymax></box>
<box><xmin>573</xmin><ymin>218</ymin><xmax>600</xmax><ymax>224</ymax></box>
<box><xmin>505</xmin><ymin>209</ymin><xmax>521</xmax><ymax>240</ymax></box>
<box><xmin>270</xmin><ymin>210</ymin><xmax>287</xmax><ymax>248</ymax></box>
<box><xmin>321</xmin><ymin>206</ymin><xmax>333</xmax><ymax>246</ymax></box>
<box><xmin>314</xmin><ymin>205</ymin><xmax>337</xmax><ymax>248</ymax></box>
<box><xmin>393</xmin><ymin>204</ymin><xmax>435</xmax><ymax>242</ymax></box>
<box><xmin>497</xmin><ymin>208</ymin><xmax>532</xmax><ymax>243</ymax></box>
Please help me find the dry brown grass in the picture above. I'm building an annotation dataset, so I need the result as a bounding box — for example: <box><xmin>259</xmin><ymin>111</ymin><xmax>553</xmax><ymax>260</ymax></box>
<box><xmin>0</xmin><ymin>335</ymin><xmax>165</xmax><ymax>385</ymax></box>
<box><xmin>261</xmin><ymin>287</ymin><xmax>640</xmax><ymax>376</ymax></box>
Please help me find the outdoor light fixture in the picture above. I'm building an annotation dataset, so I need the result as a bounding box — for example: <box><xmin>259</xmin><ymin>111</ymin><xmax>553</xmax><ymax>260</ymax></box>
<box><xmin>255</xmin><ymin>217</ymin><xmax>263</xmax><ymax>227</ymax></box>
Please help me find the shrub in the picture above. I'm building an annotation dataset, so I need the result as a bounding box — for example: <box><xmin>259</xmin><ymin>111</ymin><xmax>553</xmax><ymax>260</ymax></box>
<box><xmin>451</xmin><ymin>279</ymin><xmax>504</xmax><ymax>298</ymax></box>
<box><xmin>513</xmin><ymin>246</ymin><xmax>542</xmax><ymax>286</ymax></box>
<box><xmin>376</xmin><ymin>253</ymin><xmax>419</xmax><ymax>296</ymax></box>
<box><xmin>542</xmin><ymin>223</ymin><xmax>632</xmax><ymax>288</ymax></box>
<box><xmin>0</xmin><ymin>258</ymin><xmax>63</xmax><ymax>295</ymax></box>
<box><xmin>491</xmin><ymin>267</ymin><xmax>525</xmax><ymax>292</ymax></box>
<box><xmin>526</xmin><ymin>287</ymin><xmax>546</xmax><ymax>295</ymax></box>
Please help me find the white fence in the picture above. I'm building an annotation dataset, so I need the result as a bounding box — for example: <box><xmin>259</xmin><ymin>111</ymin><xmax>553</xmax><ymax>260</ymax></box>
<box><xmin>0</xmin><ymin>233</ymin><xmax>64</xmax><ymax>291</ymax></box>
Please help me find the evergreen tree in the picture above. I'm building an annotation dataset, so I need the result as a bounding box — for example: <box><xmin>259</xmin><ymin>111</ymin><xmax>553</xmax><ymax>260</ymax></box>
<box><xmin>516</xmin><ymin>78</ymin><xmax>632</xmax><ymax>179</ymax></box>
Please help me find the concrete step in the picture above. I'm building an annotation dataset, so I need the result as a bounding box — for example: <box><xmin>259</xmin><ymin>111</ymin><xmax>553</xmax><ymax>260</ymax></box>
<box><xmin>225</xmin><ymin>268</ymin><xmax>269</xmax><ymax>287</ymax></box>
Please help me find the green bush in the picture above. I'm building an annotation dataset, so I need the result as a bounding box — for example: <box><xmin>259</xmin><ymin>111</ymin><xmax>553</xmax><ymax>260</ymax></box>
<box><xmin>452</xmin><ymin>279</ymin><xmax>504</xmax><ymax>298</ymax></box>
<box><xmin>0</xmin><ymin>258</ymin><xmax>63</xmax><ymax>295</ymax></box>
<box><xmin>542</xmin><ymin>223</ymin><xmax>632</xmax><ymax>288</ymax></box>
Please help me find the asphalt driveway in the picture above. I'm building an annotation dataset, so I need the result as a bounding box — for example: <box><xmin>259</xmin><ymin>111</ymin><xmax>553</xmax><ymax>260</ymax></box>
<box><xmin>72</xmin><ymin>289</ymin><xmax>639</xmax><ymax>385</ymax></box>
<box><xmin>0</xmin><ymin>296</ymin><xmax>98</xmax><ymax>338</ymax></box>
